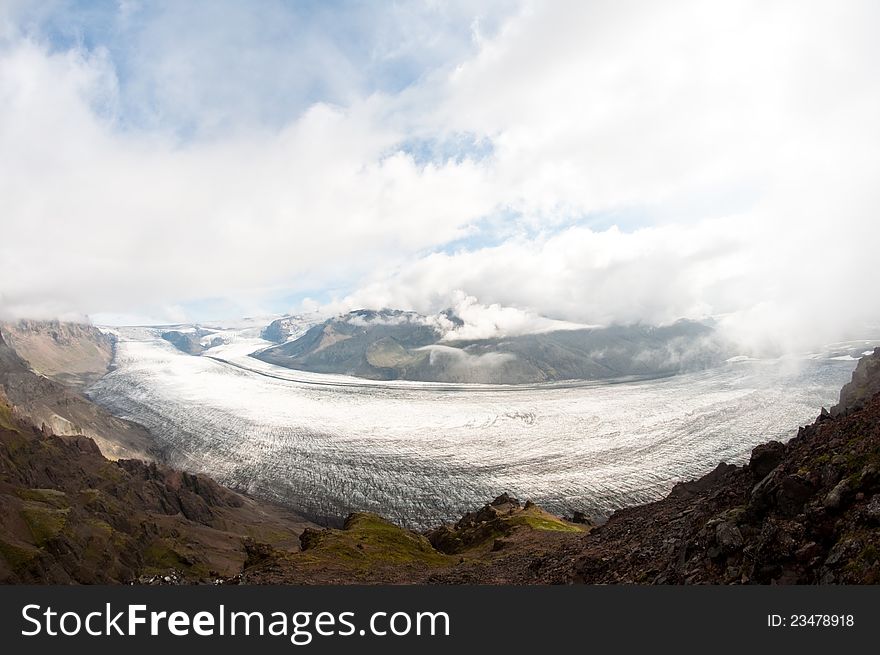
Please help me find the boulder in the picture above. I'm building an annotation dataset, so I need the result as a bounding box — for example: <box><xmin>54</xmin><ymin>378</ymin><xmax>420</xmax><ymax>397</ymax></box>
<box><xmin>749</xmin><ymin>441</ymin><xmax>785</xmax><ymax>481</ymax></box>
<box><xmin>715</xmin><ymin>521</ymin><xmax>743</xmax><ymax>555</ymax></box>
<box><xmin>490</xmin><ymin>493</ymin><xmax>520</xmax><ymax>508</ymax></box>
<box><xmin>671</xmin><ymin>462</ymin><xmax>736</xmax><ymax>499</ymax></box>
<box><xmin>858</xmin><ymin>463</ymin><xmax>880</xmax><ymax>492</ymax></box>
<box><xmin>776</xmin><ymin>474</ymin><xmax>814</xmax><ymax>517</ymax></box>
<box><xmin>298</xmin><ymin>527</ymin><xmax>327</xmax><ymax>551</ymax></box>
<box><xmin>749</xmin><ymin>467</ymin><xmax>781</xmax><ymax>515</ymax></box>
<box><xmin>822</xmin><ymin>479</ymin><xmax>851</xmax><ymax>511</ymax></box>
<box><xmin>864</xmin><ymin>494</ymin><xmax>880</xmax><ymax>524</ymax></box>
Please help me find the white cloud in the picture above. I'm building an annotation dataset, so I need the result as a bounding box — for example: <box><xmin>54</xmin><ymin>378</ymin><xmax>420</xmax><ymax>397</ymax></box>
<box><xmin>330</xmin><ymin>218</ymin><xmax>750</xmax><ymax>329</ymax></box>
<box><xmin>323</xmin><ymin>0</ymin><xmax>880</xmax><ymax>351</ymax></box>
<box><xmin>439</xmin><ymin>293</ymin><xmax>590</xmax><ymax>341</ymax></box>
<box><xmin>0</xmin><ymin>39</ymin><xmax>495</xmax><ymax>322</ymax></box>
<box><xmin>326</xmin><ymin>291</ymin><xmax>589</xmax><ymax>340</ymax></box>
<box><xmin>1</xmin><ymin>0</ymin><xmax>879</xmax><ymax>351</ymax></box>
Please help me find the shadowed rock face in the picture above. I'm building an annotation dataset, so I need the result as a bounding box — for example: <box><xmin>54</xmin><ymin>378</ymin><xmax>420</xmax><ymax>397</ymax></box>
<box><xmin>833</xmin><ymin>347</ymin><xmax>880</xmax><ymax>416</ymax></box>
<box><xmin>160</xmin><ymin>328</ymin><xmax>225</xmax><ymax>355</ymax></box>
<box><xmin>261</xmin><ymin>315</ymin><xmax>314</xmax><ymax>343</ymax></box>
<box><xmin>255</xmin><ymin>310</ymin><xmax>727</xmax><ymax>384</ymax></box>
<box><xmin>161</xmin><ymin>330</ymin><xmax>206</xmax><ymax>355</ymax></box>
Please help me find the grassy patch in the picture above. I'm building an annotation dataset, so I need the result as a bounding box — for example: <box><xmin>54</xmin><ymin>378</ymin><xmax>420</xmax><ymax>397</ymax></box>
<box><xmin>78</xmin><ymin>488</ymin><xmax>127</xmax><ymax>520</ymax></box>
<box><xmin>143</xmin><ymin>540</ymin><xmax>186</xmax><ymax>571</ymax></box>
<box><xmin>1</xmin><ymin>430</ymin><xmax>30</xmax><ymax>457</ymax></box>
<box><xmin>860</xmin><ymin>544</ymin><xmax>879</xmax><ymax>565</ymax></box>
<box><xmin>0</xmin><ymin>401</ymin><xmax>17</xmax><ymax>432</ymax></box>
<box><xmin>0</xmin><ymin>539</ymin><xmax>38</xmax><ymax>571</ymax></box>
<box><xmin>142</xmin><ymin>539</ymin><xmax>209</xmax><ymax>578</ymax></box>
<box><xmin>84</xmin><ymin>517</ymin><xmax>114</xmax><ymax>538</ymax></box>
<box><xmin>20</xmin><ymin>503</ymin><xmax>69</xmax><ymax>546</ymax></box>
<box><xmin>300</xmin><ymin>513</ymin><xmax>453</xmax><ymax>569</ymax></box>
<box><xmin>506</xmin><ymin>514</ymin><xmax>585</xmax><ymax>533</ymax></box>
<box><xmin>15</xmin><ymin>488</ymin><xmax>70</xmax><ymax>509</ymax></box>
<box><xmin>504</xmin><ymin>506</ymin><xmax>586</xmax><ymax>533</ymax></box>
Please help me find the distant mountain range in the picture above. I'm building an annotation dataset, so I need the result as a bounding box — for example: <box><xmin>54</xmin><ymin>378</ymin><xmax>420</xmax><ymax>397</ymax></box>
<box><xmin>254</xmin><ymin>309</ymin><xmax>728</xmax><ymax>383</ymax></box>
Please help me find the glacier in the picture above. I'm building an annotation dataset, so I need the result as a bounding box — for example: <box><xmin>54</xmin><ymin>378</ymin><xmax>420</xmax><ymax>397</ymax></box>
<box><xmin>87</xmin><ymin>326</ymin><xmax>861</xmax><ymax>528</ymax></box>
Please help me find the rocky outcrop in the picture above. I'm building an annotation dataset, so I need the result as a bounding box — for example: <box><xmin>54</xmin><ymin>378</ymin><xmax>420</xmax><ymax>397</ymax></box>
<box><xmin>832</xmin><ymin>347</ymin><xmax>880</xmax><ymax>416</ymax></box>
<box><xmin>261</xmin><ymin>316</ymin><xmax>312</xmax><ymax>343</ymax></box>
<box><xmin>240</xmin><ymin>500</ymin><xmax>586</xmax><ymax>585</ymax></box>
<box><xmin>160</xmin><ymin>330</ymin><xmax>207</xmax><ymax>355</ymax></box>
<box><xmin>425</xmin><ymin>493</ymin><xmax>585</xmax><ymax>556</ymax></box>
<box><xmin>749</xmin><ymin>441</ymin><xmax>786</xmax><ymax>480</ymax></box>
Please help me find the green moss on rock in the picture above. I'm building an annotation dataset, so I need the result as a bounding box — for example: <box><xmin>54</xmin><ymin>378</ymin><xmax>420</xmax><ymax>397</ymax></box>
<box><xmin>300</xmin><ymin>512</ymin><xmax>453</xmax><ymax>569</ymax></box>
<box><xmin>0</xmin><ymin>401</ymin><xmax>17</xmax><ymax>432</ymax></box>
<box><xmin>507</xmin><ymin>512</ymin><xmax>584</xmax><ymax>533</ymax></box>
<box><xmin>20</xmin><ymin>503</ymin><xmax>68</xmax><ymax>546</ymax></box>
<box><xmin>16</xmin><ymin>488</ymin><xmax>70</xmax><ymax>509</ymax></box>
<box><xmin>0</xmin><ymin>539</ymin><xmax>39</xmax><ymax>571</ymax></box>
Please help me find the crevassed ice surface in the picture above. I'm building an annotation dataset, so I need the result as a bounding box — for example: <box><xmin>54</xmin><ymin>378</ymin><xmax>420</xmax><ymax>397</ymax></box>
<box><xmin>88</xmin><ymin>327</ymin><xmax>861</xmax><ymax>528</ymax></box>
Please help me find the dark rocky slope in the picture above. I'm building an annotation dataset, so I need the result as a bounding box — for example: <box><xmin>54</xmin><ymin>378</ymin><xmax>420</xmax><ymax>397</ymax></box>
<box><xmin>0</xmin><ymin>324</ymin><xmax>316</xmax><ymax>583</ymax></box>
<box><xmin>0</xmin><ymin>405</ymin><xmax>314</xmax><ymax>584</ymax></box>
<box><xmin>556</xmin><ymin>394</ymin><xmax>880</xmax><ymax>584</ymax></box>
<box><xmin>559</xmin><ymin>350</ymin><xmax>880</xmax><ymax>584</ymax></box>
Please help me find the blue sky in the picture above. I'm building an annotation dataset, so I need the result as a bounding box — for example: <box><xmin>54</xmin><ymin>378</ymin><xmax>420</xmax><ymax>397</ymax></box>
<box><xmin>1</xmin><ymin>1</ymin><xmax>879</xmax><ymax>349</ymax></box>
<box><xmin>17</xmin><ymin>0</ymin><xmax>511</xmax><ymax>138</ymax></box>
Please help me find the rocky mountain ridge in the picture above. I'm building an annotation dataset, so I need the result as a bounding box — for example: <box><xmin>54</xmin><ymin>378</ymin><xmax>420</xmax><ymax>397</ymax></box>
<box><xmin>255</xmin><ymin>309</ymin><xmax>727</xmax><ymax>384</ymax></box>
<box><xmin>0</xmin><ymin>319</ymin><xmax>115</xmax><ymax>389</ymax></box>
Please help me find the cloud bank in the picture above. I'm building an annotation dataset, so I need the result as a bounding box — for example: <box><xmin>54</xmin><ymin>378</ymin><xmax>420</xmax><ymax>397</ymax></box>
<box><xmin>0</xmin><ymin>1</ymin><xmax>878</xmax><ymax>352</ymax></box>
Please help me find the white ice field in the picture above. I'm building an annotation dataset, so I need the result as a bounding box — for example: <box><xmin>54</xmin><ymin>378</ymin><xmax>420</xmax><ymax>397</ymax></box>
<box><xmin>88</xmin><ymin>326</ymin><xmax>864</xmax><ymax>528</ymax></box>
